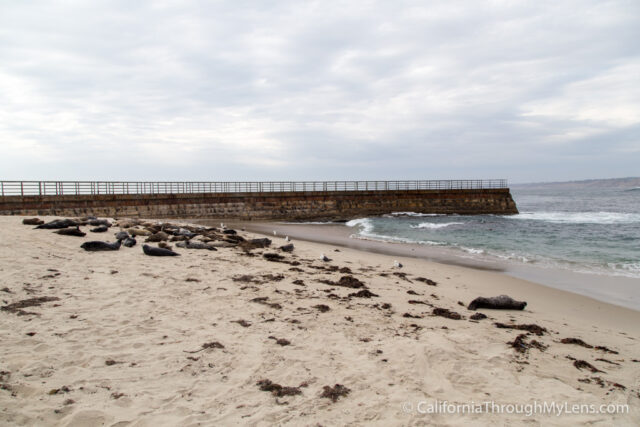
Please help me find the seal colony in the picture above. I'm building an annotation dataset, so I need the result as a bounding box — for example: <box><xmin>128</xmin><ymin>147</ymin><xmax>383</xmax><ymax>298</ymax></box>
<box><xmin>1</xmin><ymin>216</ymin><xmax>638</xmax><ymax>425</ymax></box>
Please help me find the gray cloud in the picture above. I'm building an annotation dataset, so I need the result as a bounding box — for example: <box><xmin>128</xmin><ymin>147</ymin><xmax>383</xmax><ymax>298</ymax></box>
<box><xmin>0</xmin><ymin>0</ymin><xmax>638</xmax><ymax>183</ymax></box>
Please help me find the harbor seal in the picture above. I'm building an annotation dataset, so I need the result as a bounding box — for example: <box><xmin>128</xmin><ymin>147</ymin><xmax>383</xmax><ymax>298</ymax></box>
<box><xmin>176</xmin><ymin>241</ymin><xmax>217</xmax><ymax>251</ymax></box>
<box><xmin>88</xmin><ymin>219</ymin><xmax>112</xmax><ymax>227</ymax></box>
<box><xmin>122</xmin><ymin>237</ymin><xmax>137</xmax><ymax>247</ymax></box>
<box><xmin>467</xmin><ymin>295</ymin><xmax>527</xmax><ymax>311</ymax></box>
<box><xmin>36</xmin><ymin>219</ymin><xmax>78</xmax><ymax>229</ymax></box>
<box><xmin>145</xmin><ymin>231</ymin><xmax>170</xmax><ymax>242</ymax></box>
<box><xmin>55</xmin><ymin>227</ymin><xmax>86</xmax><ymax>237</ymax></box>
<box><xmin>80</xmin><ymin>241</ymin><xmax>121</xmax><ymax>251</ymax></box>
<box><xmin>90</xmin><ymin>225</ymin><xmax>109</xmax><ymax>233</ymax></box>
<box><xmin>142</xmin><ymin>244</ymin><xmax>180</xmax><ymax>256</ymax></box>
<box><xmin>126</xmin><ymin>228</ymin><xmax>152</xmax><ymax>237</ymax></box>
<box><xmin>23</xmin><ymin>218</ymin><xmax>44</xmax><ymax>225</ymax></box>
<box><xmin>114</xmin><ymin>231</ymin><xmax>130</xmax><ymax>241</ymax></box>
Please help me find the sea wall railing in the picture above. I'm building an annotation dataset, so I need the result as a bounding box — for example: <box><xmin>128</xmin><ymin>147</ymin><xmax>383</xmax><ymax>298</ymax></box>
<box><xmin>0</xmin><ymin>180</ymin><xmax>508</xmax><ymax>196</ymax></box>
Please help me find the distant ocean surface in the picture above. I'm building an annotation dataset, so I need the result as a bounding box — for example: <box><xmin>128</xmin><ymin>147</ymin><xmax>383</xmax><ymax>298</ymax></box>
<box><xmin>344</xmin><ymin>185</ymin><xmax>640</xmax><ymax>279</ymax></box>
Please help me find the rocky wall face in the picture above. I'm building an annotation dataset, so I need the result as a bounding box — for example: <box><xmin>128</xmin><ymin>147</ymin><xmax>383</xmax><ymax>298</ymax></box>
<box><xmin>0</xmin><ymin>189</ymin><xmax>518</xmax><ymax>219</ymax></box>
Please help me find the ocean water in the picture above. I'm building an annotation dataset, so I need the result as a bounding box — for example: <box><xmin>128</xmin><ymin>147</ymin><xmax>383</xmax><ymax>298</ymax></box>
<box><xmin>344</xmin><ymin>185</ymin><xmax>640</xmax><ymax>279</ymax></box>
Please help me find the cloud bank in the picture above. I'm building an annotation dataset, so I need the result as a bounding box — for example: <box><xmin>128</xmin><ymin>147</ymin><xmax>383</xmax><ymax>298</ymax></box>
<box><xmin>0</xmin><ymin>0</ymin><xmax>638</xmax><ymax>182</ymax></box>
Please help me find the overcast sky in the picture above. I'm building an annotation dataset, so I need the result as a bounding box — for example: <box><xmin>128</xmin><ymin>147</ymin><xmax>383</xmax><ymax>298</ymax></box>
<box><xmin>1</xmin><ymin>1</ymin><xmax>638</xmax><ymax>183</ymax></box>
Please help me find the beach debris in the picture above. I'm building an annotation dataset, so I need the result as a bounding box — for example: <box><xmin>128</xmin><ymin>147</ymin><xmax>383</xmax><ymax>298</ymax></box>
<box><xmin>392</xmin><ymin>272</ymin><xmax>412</xmax><ymax>282</ymax></box>
<box><xmin>509</xmin><ymin>334</ymin><xmax>548</xmax><ymax>354</ymax></box>
<box><xmin>559</xmin><ymin>338</ymin><xmax>618</xmax><ymax>354</ymax></box>
<box><xmin>36</xmin><ymin>219</ymin><xmax>78</xmax><ymax>229</ymax></box>
<box><xmin>348</xmin><ymin>289</ymin><xmax>379</xmax><ymax>298</ymax></box>
<box><xmin>314</xmin><ymin>304</ymin><xmax>331</xmax><ymax>312</ymax></box>
<box><xmin>257</xmin><ymin>379</ymin><xmax>302</xmax><ymax>397</ymax></box>
<box><xmin>231</xmin><ymin>319</ymin><xmax>251</xmax><ymax>327</ymax></box>
<box><xmin>55</xmin><ymin>227</ymin><xmax>86</xmax><ymax>237</ymax></box>
<box><xmin>142</xmin><ymin>244</ymin><xmax>179</xmax><ymax>256</ymax></box>
<box><xmin>1</xmin><ymin>296</ymin><xmax>60</xmax><ymax>316</ymax></box>
<box><xmin>320</xmin><ymin>384</ymin><xmax>350</xmax><ymax>402</ymax></box>
<box><xmin>320</xmin><ymin>253</ymin><xmax>331</xmax><ymax>262</ymax></box>
<box><xmin>184</xmin><ymin>341</ymin><xmax>225</xmax><ymax>353</ymax></box>
<box><xmin>22</xmin><ymin>218</ymin><xmax>44</xmax><ymax>225</ymax></box>
<box><xmin>468</xmin><ymin>295</ymin><xmax>527</xmax><ymax>310</ymax></box>
<box><xmin>250</xmin><ymin>296</ymin><xmax>282</xmax><ymax>310</ymax></box>
<box><xmin>408</xmin><ymin>300</ymin><xmax>430</xmax><ymax>305</ymax></box>
<box><xmin>432</xmin><ymin>307</ymin><xmax>462</xmax><ymax>320</ymax></box>
<box><xmin>470</xmin><ymin>313</ymin><xmax>487</xmax><ymax>321</ymax></box>
<box><xmin>414</xmin><ymin>277</ymin><xmax>437</xmax><ymax>286</ymax></box>
<box><xmin>279</xmin><ymin>243</ymin><xmax>294</xmax><ymax>252</ymax></box>
<box><xmin>595</xmin><ymin>358</ymin><xmax>620</xmax><ymax>366</ymax></box>
<box><xmin>81</xmin><ymin>241</ymin><xmax>121</xmax><ymax>251</ymax></box>
<box><xmin>320</xmin><ymin>275</ymin><xmax>366</xmax><ymax>289</ymax></box>
<box><xmin>495</xmin><ymin>322</ymin><xmax>547</xmax><ymax>336</ymax></box>
<box><xmin>48</xmin><ymin>386</ymin><xmax>71</xmax><ymax>395</ymax></box>
<box><xmin>269</xmin><ymin>336</ymin><xmax>291</xmax><ymax>346</ymax></box>
<box><xmin>263</xmin><ymin>253</ymin><xmax>285</xmax><ymax>262</ymax></box>
<box><xmin>573</xmin><ymin>360</ymin><xmax>604</xmax><ymax>373</ymax></box>
<box><xmin>393</xmin><ymin>260</ymin><xmax>403</xmax><ymax>268</ymax></box>
<box><xmin>90</xmin><ymin>225</ymin><xmax>109</xmax><ymax>233</ymax></box>
<box><xmin>402</xmin><ymin>313</ymin><xmax>422</xmax><ymax>319</ymax></box>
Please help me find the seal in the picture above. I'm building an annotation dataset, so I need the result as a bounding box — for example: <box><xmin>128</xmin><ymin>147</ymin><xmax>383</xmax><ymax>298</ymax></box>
<box><xmin>145</xmin><ymin>231</ymin><xmax>170</xmax><ymax>242</ymax></box>
<box><xmin>88</xmin><ymin>219</ymin><xmax>112</xmax><ymax>227</ymax></box>
<box><xmin>90</xmin><ymin>225</ymin><xmax>109</xmax><ymax>233</ymax></box>
<box><xmin>142</xmin><ymin>244</ymin><xmax>180</xmax><ymax>256</ymax></box>
<box><xmin>467</xmin><ymin>295</ymin><xmax>527</xmax><ymax>311</ymax></box>
<box><xmin>55</xmin><ymin>227</ymin><xmax>86</xmax><ymax>237</ymax></box>
<box><xmin>122</xmin><ymin>237</ymin><xmax>137</xmax><ymax>247</ymax></box>
<box><xmin>22</xmin><ymin>218</ymin><xmax>44</xmax><ymax>226</ymax></box>
<box><xmin>114</xmin><ymin>231</ymin><xmax>130</xmax><ymax>241</ymax></box>
<box><xmin>36</xmin><ymin>219</ymin><xmax>78</xmax><ymax>229</ymax></box>
<box><xmin>176</xmin><ymin>241</ymin><xmax>217</xmax><ymax>251</ymax></box>
<box><xmin>80</xmin><ymin>241</ymin><xmax>121</xmax><ymax>251</ymax></box>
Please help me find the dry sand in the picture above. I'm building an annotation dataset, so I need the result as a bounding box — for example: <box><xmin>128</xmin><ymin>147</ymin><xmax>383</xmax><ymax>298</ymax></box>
<box><xmin>0</xmin><ymin>216</ymin><xmax>638</xmax><ymax>426</ymax></box>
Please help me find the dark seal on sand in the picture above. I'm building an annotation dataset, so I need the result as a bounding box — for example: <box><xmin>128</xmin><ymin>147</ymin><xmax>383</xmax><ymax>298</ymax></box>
<box><xmin>90</xmin><ymin>225</ymin><xmax>109</xmax><ymax>233</ymax></box>
<box><xmin>468</xmin><ymin>295</ymin><xmax>526</xmax><ymax>311</ymax></box>
<box><xmin>36</xmin><ymin>219</ymin><xmax>78</xmax><ymax>229</ymax></box>
<box><xmin>80</xmin><ymin>241</ymin><xmax>121</xmax><ymax>251</ymax></box>
<box><xmin>55</xmin><ymin>227</ymin><xmax>86</xmax><ymax>237</ymax></box>
<box><xmin>122</xmin><ymin>237</ymin><xmax>137</xmax><ymax>247</ymax></box>
<box><xmin>142</xmin><ymin>244</ymin><xmax>180</xmax><ymax>256</ymax></box>
<box><xmin>23</xmin><ymin>218</ymin><xmax>44</xmax><ymax>225</ymax></box>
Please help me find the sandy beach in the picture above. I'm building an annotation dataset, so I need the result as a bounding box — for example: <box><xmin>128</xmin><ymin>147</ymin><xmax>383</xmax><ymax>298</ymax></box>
<box><xmin>1</xmin><ymin>215</ymin><xmax>639</xmax><ymax>426</ymax></box>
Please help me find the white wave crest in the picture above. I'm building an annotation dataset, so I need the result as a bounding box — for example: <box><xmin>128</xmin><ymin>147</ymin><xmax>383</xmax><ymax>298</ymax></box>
<box><xmin>509</xmin><ymin>211</ymin><xmax>640</xmax><ymax>224</ymax></box>
<box><xmin>410</xmin><ymin>222</ymin><xmax>464</xmax><ymax>230</ymax></box>
<box><xmin>389</xmin><ymin>212</ymin><xmax>443</xmax><ymax>217</ymax></box>
<box><xmin>345</xmin><ymin>218</ymin><xmax>373</xmax><ymax>233</ymax></box>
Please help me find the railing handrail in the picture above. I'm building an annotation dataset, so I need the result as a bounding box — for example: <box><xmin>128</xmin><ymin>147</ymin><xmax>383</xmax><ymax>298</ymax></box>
<box><xmin>0</xmin><ymin>179</ymin><xmax>509</xmax><ymax>196</ymax></box>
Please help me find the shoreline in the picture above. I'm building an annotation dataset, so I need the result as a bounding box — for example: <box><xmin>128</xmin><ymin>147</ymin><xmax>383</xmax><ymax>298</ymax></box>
<box><xmin>204</xmin><ymin>219</ymin><xmax>640</xmax><ymax>313</ymax></box>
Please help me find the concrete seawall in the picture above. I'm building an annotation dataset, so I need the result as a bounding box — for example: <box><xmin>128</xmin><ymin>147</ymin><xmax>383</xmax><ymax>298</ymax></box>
<box><xmin>0</xmin><ymin>188</ymin><xmax>518</xmax><ymax>220</ymax></box>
